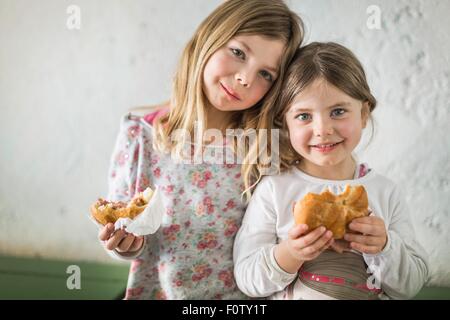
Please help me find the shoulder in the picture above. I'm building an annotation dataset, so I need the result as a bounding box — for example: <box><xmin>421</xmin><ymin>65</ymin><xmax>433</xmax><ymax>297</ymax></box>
<box><xmin>365</xmin><ymin>170</ymin><xmax>399</xmax><ymax>193</ymax></box>
<box><xmin>118</xmin><ymin>101</ymin><xmax>169</xmax><ymax>130</ymax></box>
<box><xmin>127</xmin><ymin>102</ymin><xmax>170</xmax><ymax>126</ymax></box>
<box><xmin>128</xmin><ymin>101</ymin><xmax>170</xmax><ymax>116</ymax></box>
<box><xmin>253</xmin><ymin>169</ymin><xmax>302</xmax><ymax>197</ymax></box>
<box><xmin>115</xmin><ymin>113</ymin><xmax>154</xmax><ymax>146</ymax></box>
<box><xmin>260</xmin><ymin>169</ymin><xmax>303</xmax><ymax>188</ymax></box>
<box><xmin>129</xmin><ymin>102</ymin><xmax>170</xmax><ymax>122</ymax></box>
<box><xmin>362</xmin><ymin>171</ymin><xmax>406</xmax><ymax>211</ymax></box>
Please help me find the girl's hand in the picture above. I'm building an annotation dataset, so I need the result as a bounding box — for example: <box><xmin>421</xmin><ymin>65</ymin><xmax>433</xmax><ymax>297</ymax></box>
<box><xmin>330</xmin><ymin>239</ymin><xmax>351</xmax><ymax>254</ymax></box>
<box><xmin>98</xmin><ymin>223</ymin><xmax>144</xmax><ymax>254</ymax></box>
<box><xmin>344</xmin><ymin>216</ymin><xmax>387</xmax><ymax>254</ymax></box>
<box><xmin>286</xmin><ymin>224</ymin><xmax>334</xmax><ymax>262</ymax></box>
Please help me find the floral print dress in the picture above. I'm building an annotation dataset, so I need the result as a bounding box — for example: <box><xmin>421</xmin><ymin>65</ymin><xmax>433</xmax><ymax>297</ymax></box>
<box><xmin>107</xmin><ymin>113</ymin><xmax>248</xmax><ymax>299</ymax></box>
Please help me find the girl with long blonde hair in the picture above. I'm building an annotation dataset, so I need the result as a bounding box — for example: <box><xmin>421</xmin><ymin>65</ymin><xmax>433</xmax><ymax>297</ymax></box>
<box><xmin>98</xmin><ymin>0</ymin><xmax>304</xmax><ymax>299</ymax></box>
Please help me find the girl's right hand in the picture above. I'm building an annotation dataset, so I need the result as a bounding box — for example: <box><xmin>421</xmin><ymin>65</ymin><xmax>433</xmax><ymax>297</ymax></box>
<box><xmin>286</xmin><ymin>224</ymin><xmax>334</xmax><ymax>262</ymax></box>
<box><xmin>98</xmin><ymin>223</ymin><xmax>144</xmax><ymax>254</ymax></box>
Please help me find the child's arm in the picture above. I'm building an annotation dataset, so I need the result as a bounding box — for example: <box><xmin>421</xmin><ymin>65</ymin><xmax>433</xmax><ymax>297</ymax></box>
<box><xmin>360</xmin><ymin>185</ymin><xmax>429</xmax><ymax>299</ymax></box>
<box><xmin>233</xmin><ymin>179</ymin><xmax>332</xmax><ymax>298</ymax></box>
<box><xmin>100</xmin><ymin>115</ymin><xmax>151</xmax><ymax>260</ymax></box>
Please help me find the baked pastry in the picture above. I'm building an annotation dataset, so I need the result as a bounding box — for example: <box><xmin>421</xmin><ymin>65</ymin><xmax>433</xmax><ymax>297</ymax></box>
<box><xmin>293</xmin><ymin>185</ymin><xmax>369</xmax><ymax>239</ymax></box>
<box><xmin>90</xmin><ymin>187</ymin><xmax>154</xmax><ymax>225</ymax></box>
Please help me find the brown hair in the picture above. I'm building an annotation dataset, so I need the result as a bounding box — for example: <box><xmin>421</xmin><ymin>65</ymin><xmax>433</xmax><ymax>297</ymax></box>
<box><xmin>242</xmin><ymin>42</ymin><xmax>377</xmax><ymax>201</ymax></box>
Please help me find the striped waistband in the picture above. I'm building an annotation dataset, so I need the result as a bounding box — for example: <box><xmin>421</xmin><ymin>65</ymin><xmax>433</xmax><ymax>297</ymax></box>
<box><xmin>299</xmin><ymin>270</ymin><xmax>382</xmax><ymax>294</ymax></box>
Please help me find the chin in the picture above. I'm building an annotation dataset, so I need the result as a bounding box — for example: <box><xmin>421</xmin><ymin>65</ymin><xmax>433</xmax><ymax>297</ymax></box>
<box><xmin>212</xmin><ymin>105</ymin><xmax>232</xmax><ymax>112</ymax></box>
<box><xmin>305</xmin><ymin>156</ymin><xmax>341</xmax><ymax>168</ymax></box>
<box><xmin>212</xmin><ymin>103</ymin><xmax>244</xmax><ymax>112</ymax></box>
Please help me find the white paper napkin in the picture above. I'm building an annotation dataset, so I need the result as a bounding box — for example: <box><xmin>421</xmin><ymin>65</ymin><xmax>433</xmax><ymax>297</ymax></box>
<box><xmin>90</xmin><ymin>186</ymin><xmax>164</xmax><ymax>236</ymax></box>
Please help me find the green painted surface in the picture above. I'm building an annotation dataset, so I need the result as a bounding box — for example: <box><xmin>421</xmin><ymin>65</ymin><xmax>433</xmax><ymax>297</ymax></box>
<box><xmin>0</xmin><ymin>255</ymin><xmax>449</xmax><ymax>299</ymax></box>
<box><xmin>0</xmin><ymin>255</ymin><xmax>129</xmax><ymax>299</ymax></box>
<box><xmin>413</xmin><ymin>286</ymin><xmax>450</xmax><ymax>300</ymax></box>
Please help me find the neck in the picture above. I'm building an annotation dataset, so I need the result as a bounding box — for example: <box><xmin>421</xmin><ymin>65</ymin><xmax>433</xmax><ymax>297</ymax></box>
<box><xmin>298</xmin><ymin>157</ymin><xmax>357</xmax><ymax>181</ymax></box>
<box><xmin>205</xmin><ymin>105</ymin><xmax>234</xmax><ymax>134</ymax></box>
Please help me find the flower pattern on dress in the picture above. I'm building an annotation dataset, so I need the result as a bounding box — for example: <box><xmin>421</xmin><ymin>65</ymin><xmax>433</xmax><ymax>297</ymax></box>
<box><xmin>107</xmin><ymin>114</ymin><xmax>247</xmax><ymax>299</ymax></box>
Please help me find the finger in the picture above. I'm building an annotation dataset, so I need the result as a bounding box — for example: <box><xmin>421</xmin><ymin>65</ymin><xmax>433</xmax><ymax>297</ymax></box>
<box><xmin>128</xmin><ymin>236</ymin><xmax>144</xmax><ymax>252</ymax></box>
<box><xmin>344</xmin><ymin>233</ymin><xmax>384</xmax><ymax>246</ymax></box>
<box><xmin>105</xmin><ymin>229</ymin><xmax>127</xmax><ymax>250</ymax></box>
<box><xmin>322</xmin><ymin>236</ymin><xmax>334</xmax><ymax>250</ymax></box>
<box><xmin>303</xmin><ymin>236</ymin><xmax>334</xmax><ymax>260</ymax></box>
<box><xmin>330</xmin><ymin>239</ymin><xmax>351</xmax><ymax>253</ymax></box>
<box><xmin>295</xmin><ymin>227</ymin><xmax>328</xmax><ymax>251</ymax></box>
<box><xmin>99</xmin><ymin>223</ymin><xmax>115</xmax><ymax>241</ymax></box>
<box><xmin>289</xmin><ymin>224</ymin><xmax>309</xmax><ymax>239</ymax></box>
<box><xmin>117</xmin><ymin>233</ymin><xmax>136</xmax><ymax>252</ymax></box>
<box><xmin>351</xmin><ymin>216</ymin><xmax>383</xmax><ymax>225</ymax></box>
<box><xmin>330</xmin><ymin>242</ymin><xmax>344</xmax><ymax>254</ymax></box>
<box><xmin>349</xmin><ymin>242</ymin><xmax>380</xmax><ymax>255</ymax></box>
<box><xmin>348</xmin><ymin>221</ymin><xmax>384</xmax><ymax>236</ymax></box>
<box><xmin>306</xmin><ymin>230</ymin><xmax>333</xmax><ymax>253</ymax></box>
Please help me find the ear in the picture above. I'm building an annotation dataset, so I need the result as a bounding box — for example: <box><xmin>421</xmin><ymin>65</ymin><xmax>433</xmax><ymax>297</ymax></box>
<box><xmin>361</xmin><ymin>101</ymin><xmax>370</xmax><ymax>129</ymax></box>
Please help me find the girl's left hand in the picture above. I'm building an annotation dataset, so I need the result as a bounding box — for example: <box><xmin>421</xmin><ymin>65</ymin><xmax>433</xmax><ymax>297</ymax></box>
<box><xmin>344</xmin><ymin>215</ymin><xmax>387</xmax><ymax>255</ymax></box>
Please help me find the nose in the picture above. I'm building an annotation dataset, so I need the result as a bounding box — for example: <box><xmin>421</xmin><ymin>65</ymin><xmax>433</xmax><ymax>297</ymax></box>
<box><xmin>313</xmin><ymin>116</ymin><xmax>334</xmax><ymax>137</ymax></box>
<box><xmin>235</xmin><ymin>69</ymin><xmax>254</xmax><ymax>88</ymax></box>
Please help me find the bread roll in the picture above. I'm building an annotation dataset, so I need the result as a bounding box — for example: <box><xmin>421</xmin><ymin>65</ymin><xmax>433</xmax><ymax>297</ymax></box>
<box><xmin>293</xmin><ymin>185</ymin><xmax>369</xmax><ymax>239</ymax></box>
<box><xmin>90</xmin><ymin>187</ymin><xmax>154</xmax><ymax>225</ymax></box>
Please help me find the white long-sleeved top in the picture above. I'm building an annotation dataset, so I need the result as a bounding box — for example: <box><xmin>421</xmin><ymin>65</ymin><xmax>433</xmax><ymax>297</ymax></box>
<box><xmin>233</xmin><ymin>166</ymin><xmax>429</xmax><ymax>300</ymax></box>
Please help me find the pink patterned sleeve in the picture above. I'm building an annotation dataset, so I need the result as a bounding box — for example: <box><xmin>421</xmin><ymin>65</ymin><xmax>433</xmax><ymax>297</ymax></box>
<box><xmin>106</xmin><ymin>115</ymin><xmax>142</xmax><ymax>202</ymax></box>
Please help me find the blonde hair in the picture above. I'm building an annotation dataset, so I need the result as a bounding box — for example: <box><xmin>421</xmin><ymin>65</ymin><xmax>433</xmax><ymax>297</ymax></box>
<box><xmin>153</xmin><ymin>0</ymin><xmax>304</xmax><ymax>158</ymax></box>
<box><xmin>242</xmin><ymin>42</ymin><xmax>377</xmax><ymax>201</ymax></box>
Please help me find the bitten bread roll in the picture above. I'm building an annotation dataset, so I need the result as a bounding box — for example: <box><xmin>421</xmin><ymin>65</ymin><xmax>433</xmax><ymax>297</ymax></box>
<box><xmin>293</xmin><ymin>185</ymin><xmax>369</xmax><ymax>239</ymax></box>
<box><xmin>90</xmin><ymin>187</ymin><xmax>154</xmax><ymax>225</ymax></box>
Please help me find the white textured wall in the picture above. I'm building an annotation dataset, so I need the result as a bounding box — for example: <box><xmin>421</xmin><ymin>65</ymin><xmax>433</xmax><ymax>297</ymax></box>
<box><xmin>0</xmin><ymin>0</ymin><xmax>449</xmax><ymax>287</ymax></box>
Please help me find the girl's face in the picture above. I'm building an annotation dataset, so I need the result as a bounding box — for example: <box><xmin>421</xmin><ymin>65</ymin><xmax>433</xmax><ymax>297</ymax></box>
<box><xmin>203</xmin><ymin>34</ymin><xmax>285</xmax><ymax>112</ymax></box>
<box><xmin>286</xmin><ymin>78</ymin><xmax>369</xmax><ymax>175</ymax></box>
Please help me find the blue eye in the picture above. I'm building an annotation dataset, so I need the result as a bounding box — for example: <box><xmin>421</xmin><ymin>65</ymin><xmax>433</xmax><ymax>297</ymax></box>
<box><xmin>331</xmin><ymin>108</ymin><xmax>346</xmax><ymax>117</ymax></box>
<box><xmin>296</xmin><ymin>113</ymin><xmax>311</xmax><ymax>121</ymax></box>
<box><xmin>231</xmin><ymin>48</ymin><xmax>245</xmax><ymax>60</ymax></box>
<box><xmin>260</xmin><ymin>70</ymin><xmax>273</xmax><ymax>82</ymax></box>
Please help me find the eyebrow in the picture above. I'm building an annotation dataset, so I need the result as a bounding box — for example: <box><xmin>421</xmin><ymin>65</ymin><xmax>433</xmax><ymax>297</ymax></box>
<box><xmin>235</xmin><ymin>40</ymin><xmax>279</xmax><ymax>75</ymax></box>
<box><xmin>291</xmin><ymin>102</ymin><xmax>352</xmax><ymax>113</ymax></box>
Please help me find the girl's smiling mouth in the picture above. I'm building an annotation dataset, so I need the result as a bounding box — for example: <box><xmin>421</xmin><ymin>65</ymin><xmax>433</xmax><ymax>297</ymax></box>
<box><xmin>310</xmin><ymin>141</ymin><xmax>343</xmax><ymax>153</ymax></box>
<box><xmin>220</xmin><ymin>82</ymin><xmax>241</xmax><ymax>101</ymax></box>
